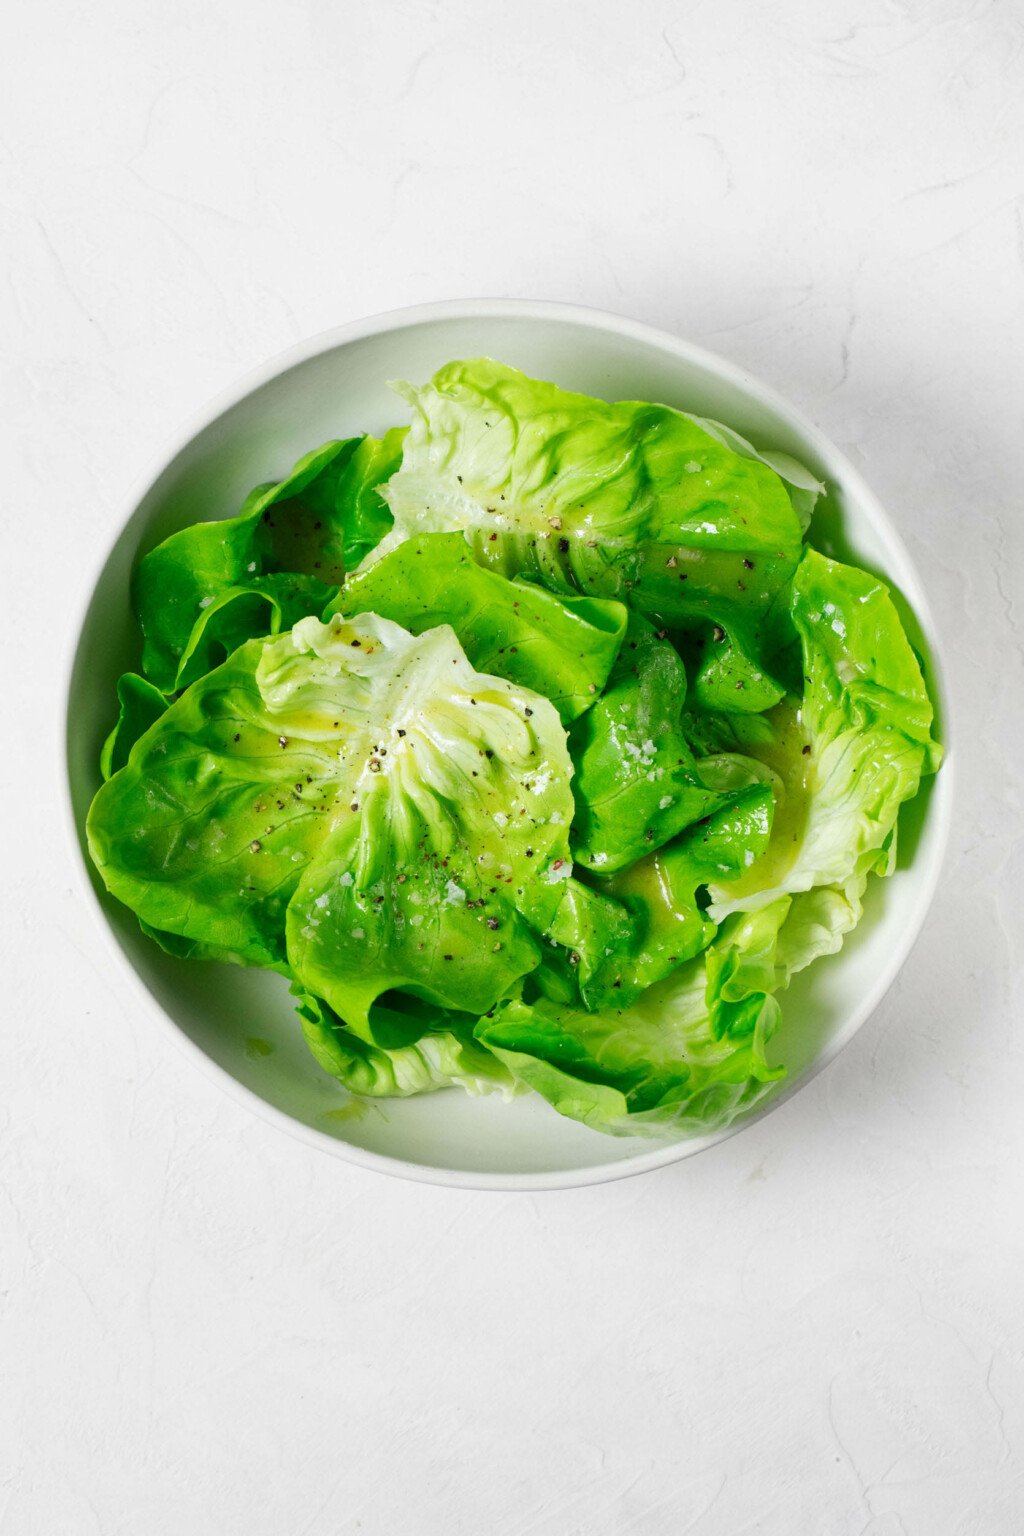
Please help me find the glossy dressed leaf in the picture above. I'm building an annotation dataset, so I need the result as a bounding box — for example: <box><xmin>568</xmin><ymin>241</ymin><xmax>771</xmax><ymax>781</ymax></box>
<box><xmin>708</xmin><ymin>549</ymin><xmax>942</xmax><ymax>921</ymax></box>
<box><xmin>287</xmin><ymin>818</ymin><xmax>542</xmax><ymax>1031</ymax></box>
<box><xmin>89</xmin><ymin>635</ymin><xmax>329</xmax><ymax>969</ymax></box>
<box><xmin>476</xmin><ymin>947</ymin><xmax>783</xmax><ymax>1139</ymax></box>
<box><xmin>135</xmin><ymin>439</ymin><xmax>357</xmax><ymax>692</ymax></box>
<box><xmin>334</xmin><ymin>531</ymin><xmax>627</xmax><ymax>723</ymax></box>
<box><xmin>134</xmin><ymin>431</ymin><xmax>404</xmax><ymax>693</ymax></box>
<box><xmin>99</xmin><ymin>673</ymin><xmax>168</xmax><ymax>780</ymax></box>
<box><xmin>522</xmin><ymin>781</ymin><xmax>773</xmax><ymax>1010</ymax></box>
<box><xmin>89</xmin><ymin>610</ymin><xmax>576</xmax><ymax>993</ymax></box>
<box><xmin>367</xmin><ymin>357</ymin><xmax>820</xmax><ymax>680</ymax></box>
<box><xmin>338</xmin><ymin>428</ymin><xmax>406</xmax><ymax>569</ymax></box>
<box><xmin>567</xmin><ymin>615</ymin><xmax>722</xmax><ymax>872</ymax></box>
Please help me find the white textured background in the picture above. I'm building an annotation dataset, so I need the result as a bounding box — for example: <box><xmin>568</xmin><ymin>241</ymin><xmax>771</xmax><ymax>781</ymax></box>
<box><xmin>4</xmin><ymin>1</ymin><xmax>1024</xmax><ymax>1532</ymax></box>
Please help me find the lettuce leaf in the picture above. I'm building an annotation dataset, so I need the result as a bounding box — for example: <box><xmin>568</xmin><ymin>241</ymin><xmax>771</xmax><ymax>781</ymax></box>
<box><xmin>567</xmin><ymin>614</ymin><xmax>723</xmax><ymax>872</ymax></box>
<box><xmin>286</xmin><ymin>820</ymin><xmax>543</xmax><ymax>1032</ymax></box>
<box><xmin>134</xmin><ymin>430</ymin><xmax>404</xmax><ymax>693</ymax></box>
<box><xmin>475</xmin><ymin>851</ymin><xmax>857</xmax><ymax>1139</ymax></box>
<box><xmin>99</xmin><ymin>672</ymin><xmax>168</xmax><ymax>780</ymax></box>
<box><xmin>296</xmin><ymin>989</ymin><xmax>517</xmax><ymax>1099</ymax></box>
<box><xmin>476</xmin><ymin>940</ymin><xmax>783</xmax><ymax>1138</ymax></box>
<box><xmin>88</xmin><ymin>608</ymin><xmax>576</xmax><ymax>998</ymax></box>
<box><xmin>337</xmin><ymin>429</ymin><xmax>406</xmax><ymax>570</ymax></box>
<box><xmin>333</xmin><ymin>531</ymin><xmax>627</xmax><ymax>724</ymax></box>
<box><xmin>517</xmin><ymin>778</ymin><xmax>773</xmax><ymax>1013</ymax></box>
<box><xmin>708</xmin><ymin>549</ymin><xmax>942</xmax><ymax>921</ymax></box>
<box><xmin>368</xmin><ymin>358</ymin><xmax>820</xmax><ymax>683</ymax></box>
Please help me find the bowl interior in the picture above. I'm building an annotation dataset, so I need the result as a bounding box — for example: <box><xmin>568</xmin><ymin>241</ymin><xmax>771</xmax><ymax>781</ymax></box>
<box><xmin>66</xmin><ymin>307</ymin><xmax>951</xmax><ymax>1185</ymax></box>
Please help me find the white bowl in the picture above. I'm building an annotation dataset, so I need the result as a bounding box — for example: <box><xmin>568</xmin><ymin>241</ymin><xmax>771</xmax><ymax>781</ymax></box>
<box><xmin>63</xmin><ymin>300</ymin><xmax>953</xmax><ymax>1190</ymax></box>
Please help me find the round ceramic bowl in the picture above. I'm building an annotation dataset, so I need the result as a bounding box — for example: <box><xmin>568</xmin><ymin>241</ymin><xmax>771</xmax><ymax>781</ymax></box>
<box><xmin>64</xmin><ymin>300</ymin><xmax>952</xmax><ymax>1190</ymax></box>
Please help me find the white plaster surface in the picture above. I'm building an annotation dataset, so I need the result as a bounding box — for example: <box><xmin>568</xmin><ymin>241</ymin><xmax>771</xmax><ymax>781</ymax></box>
<box><xmin>3</xmin><ymin>1</ymin><xmax>1024</xmax><ymax>1531</ymax></box>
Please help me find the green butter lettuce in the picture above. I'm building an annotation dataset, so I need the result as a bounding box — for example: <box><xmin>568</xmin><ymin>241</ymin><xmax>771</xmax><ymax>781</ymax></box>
<box><xmin>477</xmin><ymin>865</ymin><xmax>866</xmax><ymax>1139</ymax></box>
<box><xmin>288</xmin><ymin>822</ymin><xmax>540</xmax><ymax>1033</ymax></box>
<box><xmin>297</xmin><ymin>989</ymin><xmax>518</xmax><ymax>1099</ymax></box>
<box><xmin>475</xmin><ymin>829</ymin><xmax>857</xmax><ymax>1139</ymax></box>
<box><xmin>476</xmin><ymin>944</ymin><xmax>783</xmax><ymax>1137</ymax></box>
<box><xmin>333</xmin><ymin>531</ymin><xmax>627</xmax><ymax>724</ymax></box>
<box><xmin>706</xmin><ymin>549</ymin><xmax>941</xmax><ymax>922</ymax></box>
<box><xmin>274</xmin><ymin>610</ymin><xmax>575</xmax><ymax>1028</ymax></box>
<box><xmin>90</xmin><ymin>630</ymin><xmax>328</xmax><ymax>971</ymax></box>
<box><xmin>337</xmin><ymin>429</ymin><xmax>407</xmax><ymax>570</ymax></box>
<box><xmin>89</xmin><ymin>604</ymin><xmax>577</xmax><ymax>993</ymax></box>
<box><xmin>99</xmin><ymin>672</ymin><xmax>168</xmax><ymax>779</ymax></box>
<box><xmin>134</xmin><ymin>430</ymin><xmax>404</xmax><ymax>694</ymax></box>
<box><xmin>86</xmin><ymin>355</ymin><xmax>942</xmax><ymax>1143</ymax></box>
<box><xmin>567</xmin><ymin>614</ymin><xmax>723</xmax><ymax>872</ymax></box>
<box><xmin>367</xmin><ymin>358</ymin><xmax>822</xmax><ymax>685</ymax></box>
<box><xmin>134</xmin><ymin>438</ymin><xmax>354</xmax><ymax>693</ymax></box>
<box><xmin>689</xmin><ymin>630</ymin><xmax>787</xmax><ymax>714</ymax></box>
<box><xmin>596</xmin><ymin>780</ymin><xmax>775</xmax><ymax>995</ymax></box>
<box><xmin>522</xmin><ymin>777</ymin><xmax>774</xmax><ymax>1017</ymax></box>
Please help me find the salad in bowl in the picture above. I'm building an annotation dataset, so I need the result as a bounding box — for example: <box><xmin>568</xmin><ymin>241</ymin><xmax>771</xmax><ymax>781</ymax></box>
<box><xmin>85</xmin><ymin>356</ymin><xmax>942</xmax><ymax>1141</ymax></box>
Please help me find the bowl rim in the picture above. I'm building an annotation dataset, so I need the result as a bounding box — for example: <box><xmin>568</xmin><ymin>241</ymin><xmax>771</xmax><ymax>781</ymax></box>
<box><xmin>61</xmin><ymin>296</ymin><xmax>954</xmax><ymax>1191</ymax></box>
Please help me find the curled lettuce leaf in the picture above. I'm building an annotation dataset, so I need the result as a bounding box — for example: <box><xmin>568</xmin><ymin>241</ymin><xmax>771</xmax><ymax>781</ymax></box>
<box><xmin>475</xmin><ymin>838</ymin><xmax>857</xmax><ymax>1139</ymax></box>
<box><xmin>567</xmin><ymin>614</ymin><xmax>722</xmax><ymax>872</ymax></box>
<box><xmin>286</xmin><ymin>822</ymin><xmax>541</xmax><ymax>1032</ymax></box>
<box><xmin>368</xmin><ymin>358</ymin><xmax>819</xmax><ymax>683</ymax></box>
<box><xmin>134</xmin><ymin>430</ymin><xmax>404</xmax><ymax>693</ymax></box>
<box><xmin>333</xmin><ymin>531</ymin><xmax>627</xmax><ymax>724</ymax></box>
<box><xmin>90</xmin><ymin>629</ymin><xmax>328</xmax><ymax>970</ymax></box>
<box><xmin>274</xmin><ymin>609</ymin><xmax>575</xmax><ymax>1027</ymax></box>
<box><xmin>338</xmin><ymin>429</ymin><xmax>406</xmax><ymax>570</ymax></box>
<box><xmin>99</xmin><ymin>672</ymin><xmax>168</xmax><ymax>780</ymax></box>
<box><xmin>597</xmin><ymin>780</ymin><xmax>774</xmax><ymax>992</ymax></box>
<box><xmin>476</xmin><ymin>942</ymin><xmax>783</xmax><ymax>1138</ymax></box>
<box><xmin>518</xmin><ymin>875</ymin><xmax>637</xmax><ymax>1008</ymax></box>
<box><xmin>688</xmin><ymin>630</ymin><xmax>787</xmax><ymax>714</ymax></box>
<box><xmin>513</xmin><ymin>776</ymin><xmax>773</xmax><ymax>1020</ymax></box>
<box><xmin>297</xmin><ymin>989</ymin><xmax>518</xmax><ymax>1099</ymax></box>
<box><xmin>708</xmin><ymin>549</ymin><xmax>942</xmax><ymax>921</ymax></box>
<box><xmin>687</xmin><ymin>414</ymin><xmax>823</xmax><ymax>534</ymax></box>
<box><xmin>135</xmin><ymin>438</ymin><xmax>355</xmax><ymax>693</ymax></box>
<box><xmin>88</xmin><ymin>607</ymin><xmax>577</xmax><ymax>1001</ymax></box>
<box><xmin>475</xmin><ymin>817</ymin><xmax>847</xmax><ymax>1142</ymax></box>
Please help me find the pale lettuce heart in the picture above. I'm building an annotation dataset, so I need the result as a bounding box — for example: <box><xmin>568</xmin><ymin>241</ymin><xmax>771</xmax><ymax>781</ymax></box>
<box><xmin>258</xmin><ymin>611</ymin><xmax>574</xmax><ymax>888</ymax></box>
